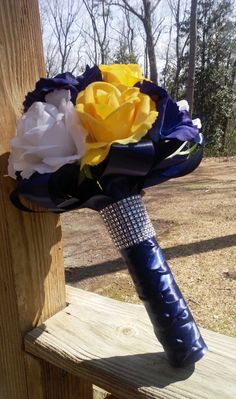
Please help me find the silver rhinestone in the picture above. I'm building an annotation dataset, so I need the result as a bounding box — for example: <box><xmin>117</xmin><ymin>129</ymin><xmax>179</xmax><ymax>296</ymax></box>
<box><xmin>100</xmin><ymin>195</ymin><xmax>156</xmax><ymax>249</ymax></box>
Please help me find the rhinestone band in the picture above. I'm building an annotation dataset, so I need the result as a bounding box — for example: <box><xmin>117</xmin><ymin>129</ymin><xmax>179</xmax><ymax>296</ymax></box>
<box><xmin>100</xmin><ymin>195</ymin><xmax>156</xmax><ymax>249</ymax></box>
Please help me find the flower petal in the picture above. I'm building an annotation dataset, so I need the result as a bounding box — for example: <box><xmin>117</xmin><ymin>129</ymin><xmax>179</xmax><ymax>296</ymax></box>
<box><xmin>9</xmin><ymin>97</ymin><xmax>85</xmax><ymax>178</ymax></box>
<box><xmin>99</xmin><ymin>64</ymin><xmax>144</xmax><ymax>87</ymax></box>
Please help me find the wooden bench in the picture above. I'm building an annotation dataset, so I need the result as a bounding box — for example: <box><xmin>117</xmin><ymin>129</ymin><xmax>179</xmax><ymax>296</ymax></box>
<box><xmin>1</xmin><ymin>1</ymin><xmax>235</xmax><ymax>398</ymax></box>
<box><xmin>25</xmin><ymin>286</ymin><xmax>236</xmax><ymax>399</ymax></box>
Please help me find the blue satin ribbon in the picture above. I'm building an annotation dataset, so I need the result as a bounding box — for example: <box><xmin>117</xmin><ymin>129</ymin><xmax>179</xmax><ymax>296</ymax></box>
<box><xmin>121</xmin><ymin>237</ymin><xmax>208</xmax><ymax>367</ymax></box>
<box><xmin>10</xmin><ymin>136</ymin><xmax>203</xmax><ymax>212</ymax></box>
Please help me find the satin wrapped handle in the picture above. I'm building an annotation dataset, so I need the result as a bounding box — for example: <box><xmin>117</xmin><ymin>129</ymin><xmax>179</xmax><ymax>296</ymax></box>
<box><xmin>121</xmin><ymin>238</ymin><xmax>207</xmax><ymax>366</ymax></box>
<box><xmin>100</xmin><ymin>195</ymin><xmax>207</xmax><ymax>367</ymax></box>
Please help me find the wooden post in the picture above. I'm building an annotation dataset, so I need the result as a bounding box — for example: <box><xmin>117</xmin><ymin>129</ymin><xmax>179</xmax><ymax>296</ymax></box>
<box><xmin>0</xmin><ymin>1</ymin><xmax>92</xmax><ymax>398</ymax></box>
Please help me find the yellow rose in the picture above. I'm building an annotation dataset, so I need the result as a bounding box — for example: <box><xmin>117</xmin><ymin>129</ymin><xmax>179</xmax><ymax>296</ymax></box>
<box><xmin>99</xmin><ymin>64</ymin><xmax>144</xmax><ymax>87</ymax></box>
<box><xmin>75</xmin><ymin>81</ymin><xmax>158</xmax><ymax>167</ymax></box>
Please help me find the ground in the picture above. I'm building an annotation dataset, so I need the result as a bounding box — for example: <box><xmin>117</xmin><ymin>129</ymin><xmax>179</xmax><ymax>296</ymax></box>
<box><xmin>61</xmin><ymin>158</ymin><xmax>236</xmax><ymax>338</ymax></box>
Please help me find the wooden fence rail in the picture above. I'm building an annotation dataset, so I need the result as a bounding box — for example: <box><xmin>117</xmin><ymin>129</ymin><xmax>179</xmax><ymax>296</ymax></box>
<box><xmin>0</xmin><ymin>1</ymin><xmax>92</xmax><ymax>397</ymax></box>
<box><xmin>25</xmin><ymin>286</ymin><xmax>236</xmax><ymax>399</ymax></box>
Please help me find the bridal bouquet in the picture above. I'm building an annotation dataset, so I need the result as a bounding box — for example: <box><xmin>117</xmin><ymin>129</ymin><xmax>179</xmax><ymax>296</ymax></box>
<box><xmin>9</xmin><ymin>64</ymin><xmax>207</xmax><ymax>367</ymax></box>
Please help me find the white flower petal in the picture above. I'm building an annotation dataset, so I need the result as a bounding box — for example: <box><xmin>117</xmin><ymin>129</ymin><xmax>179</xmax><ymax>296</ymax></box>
<box><xmin>8</xmin><ymin>94</ymin><xmax>85</xmax><ymax>179</ymax></box>
<box><xmin>45</xmin><ymin>89</ymin><xmax>71</xmax><ymax>108</ymax></box>
<box><xmin>21</xmin><ymin>168</ymin><xmax>35</xmax><ymax>179</ymax></box>
<box><xmin>177</xmin><ymin>100</ymin><xmax>190</xmax><ymax>112</ymax></box>
<box><xmin>192</xmin><ymin>118</ymin><xmax>202</xmax><ymax>129</ymax></box>
<box><xmin>43</xmin><ymin>154</ymin><xmax>81</xmax><ymax>166</ymax></box>
<box><xmin>64</xmin><ymin>101</ymin><xmax>86</xmax><ymax>157</ymax></box>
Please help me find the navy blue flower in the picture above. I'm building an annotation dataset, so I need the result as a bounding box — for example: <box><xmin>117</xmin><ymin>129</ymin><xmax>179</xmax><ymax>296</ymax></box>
<box><xmin>23</xmin><ymin>65</ymin><xmax>102</xmax><ymax>112</ymax></box>
<box><xmin>136</xmin><ymin>80</ymin><xmax>199</xmax><ymax>142</ymax></box>
<box><xmin>76</xmin><ymin>64</ymin><xmax>103</xmax><ymax>92</ymax></box>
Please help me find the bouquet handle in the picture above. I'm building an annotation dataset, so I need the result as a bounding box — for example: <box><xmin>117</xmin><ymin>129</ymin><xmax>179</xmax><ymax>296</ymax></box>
<box><xmin>100</xmin><ymin>195</ymin><xmax>207</xmax><ymax>367</ymax></box>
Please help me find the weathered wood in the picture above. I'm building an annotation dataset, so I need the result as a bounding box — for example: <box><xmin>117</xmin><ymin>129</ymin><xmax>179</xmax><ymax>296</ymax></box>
<box><xmin>25</xmin><ymin>355</ymin><xmax>93</xmax><ymax>399</ymax></box>
<box><xmin>40</xmin><ymin>360</ymin><xmax>93</xmax><ymax>399</ymax></box>
<box><xmin>25</xmin><ymin>286</ymin><xmax>236</xmax><ymax>399</ymax></box>
<box><xmin>0</xmin><ymin>1</ymin><xmax>91</xmax><ymax>397</ymax></box>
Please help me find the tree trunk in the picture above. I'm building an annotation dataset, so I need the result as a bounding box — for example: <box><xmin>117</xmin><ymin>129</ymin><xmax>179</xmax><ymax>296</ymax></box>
<box><xmin>220</xmin><ymin>58</ymin><xmax>236</xmax><ymax>152</ymax></box>
<box><xmin>170</xmin><ymin>0</ymin><xmax>181</xmax><ymax>100</ymax></box>
<box><xmin>187</xmin><ymin>0</ymin><xmax>198</xmax><ymax>116</ymax></box>
<box><xmin>143</xmin><ymin>0</ymin><xmax>158</xmax><ymax>83</ymax></box>
<box><xmin>163</xmin><ymin>23</ymin><xmax>173</xmax><ymax>88</ymax></box>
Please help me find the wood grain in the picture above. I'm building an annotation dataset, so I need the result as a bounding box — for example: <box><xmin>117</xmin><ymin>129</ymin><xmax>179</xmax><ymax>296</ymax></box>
<box><xmin>40</xmin><ymin>361</ymin><xmax>93</xmax><ymax>399</ymax></box>
<box><xmin>25</xmin><ymin>354</ymin><xmax>93</xmax><ymax>399</ymax></box>
<box><xmin>0</xmin><ymin>1</ymin><xmax>92</xmax><ymax>398</ymax></box>
<box><xmin>25</xmin><ymin>286</ymin><xmax>236</xmax><ymax>399</ymax></box>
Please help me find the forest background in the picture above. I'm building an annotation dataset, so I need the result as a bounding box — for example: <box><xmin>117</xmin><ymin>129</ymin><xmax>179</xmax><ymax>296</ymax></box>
<box><xmin>39</xmin><ymin>0</ymin><xmax>236</xmax><ymax>156</ymax></box>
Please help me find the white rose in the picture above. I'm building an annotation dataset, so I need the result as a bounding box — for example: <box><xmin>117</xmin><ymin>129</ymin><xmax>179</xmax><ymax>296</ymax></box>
<box><xmin>8</xmin><ymin>89</ymin><xmax>85</xmax><ymax>179</ymax></box>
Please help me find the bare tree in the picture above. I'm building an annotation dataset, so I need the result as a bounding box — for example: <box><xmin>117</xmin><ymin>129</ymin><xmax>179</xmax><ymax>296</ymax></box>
<box><xmin>45</xmin><ymin>34</ymin><xmax>60</xmax><ymax>77</ymax></box>
<box><xmin>109</xmin><ymin>7</ymin><xmax>140</xmax><ymax>63</ymax></box>
<box><xmin>113</xmin><ymin>0</ymin><xmax>163</xmax><ymax>83</ymax></box>
<box><xmin>40</xmin><ymin>2</ymin><xmax>58</xmax><ymax>76</ymax></box>
<box><xmin>186</xmin><ymin>0</ymin><xmax>198</xmax><ymax>115</ymax></box>
<box><xmin>124</xmin><ymin>7</ymin><xmax>135</xmax><ymax>54</ymax></box>
<box><xmin>144</xmin><ymin>41</ymin><xmax>149</xmax><ymax>77</ymax></box>
<box><xmin>167</xmin><ymin>0</ymin><xmax>190</xmax><ymax>99</ymax></box>
<box><xmin>112</xmin><ymin>7</ymin><xmax>136</xmax><ymax>54</ymax></box>
<box><xmin>82</xmin><ymin>0</ymin><xmax>111</xmax><ymax>64</ymax></box>
<box><xmin>45</xmin><ymin>0</ymin><xmax>84</xmax><ymax>74</ymax></box>
<box><xmin>162</xmin><ymin>16</ymin><xmax>173</xmax><ymax>88</ymax></box>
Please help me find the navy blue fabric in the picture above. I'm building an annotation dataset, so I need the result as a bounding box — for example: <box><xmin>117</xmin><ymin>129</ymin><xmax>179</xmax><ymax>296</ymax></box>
<box><xmin>10</xmin><ymin>138</ymin><xmax>203</xmax><ymax>212</ymax></box>
<box><xmin>10</xmin><ymin>169</ymin><xmax>81</xmax><ymax>212</ymax></box>
<box><xmin>121</xmin><ymin>237</ymin><xmax>208</xmax><ymax>367</ymax></box>
<box><xmin>23</xmin><ymin>65</ymin><xmax>102</xmax><ymax>112</ymax></box>
<box><xmin>136</xmin><ymin>80</ymin><xmax>199</xmax><ymax>142</ymax></box>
